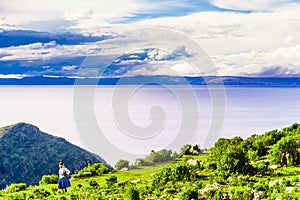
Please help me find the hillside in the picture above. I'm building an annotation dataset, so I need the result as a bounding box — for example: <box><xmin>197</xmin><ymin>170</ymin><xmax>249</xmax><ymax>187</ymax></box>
<box><xmin>1</xmin><ymin>123</ymin><xmax>300</xmax><ymax>199</ymax></box>
<box><xmin>0</xmin><ymin>123</ymin><xmax>110</xmax><ymax>189</ymax></box>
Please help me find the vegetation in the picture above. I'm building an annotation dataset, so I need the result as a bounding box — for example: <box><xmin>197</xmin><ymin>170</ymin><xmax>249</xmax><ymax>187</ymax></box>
<box><xmin>115</xmin><ymin>159</ymin><xmax>130</xmax><ymax>170</ymax></box>
<box><xmin>1</xmin><ymin>123</ymin><xmax>300</xmax><ymax>199</ymax></box>
<box><xmin>0</xmin><ymin>122</ymin><xmax>110</xmax><ymax>189</ymax></box>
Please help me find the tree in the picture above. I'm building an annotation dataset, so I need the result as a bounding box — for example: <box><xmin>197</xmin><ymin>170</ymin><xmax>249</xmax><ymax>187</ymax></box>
<box><xmin>208</xmin><ymin>137</ymin><xmax>252</xmax><ymax>174</ymax></box>
<box><xmin>180</xmin><ymin>144</ymin><xmax>192</xmax><ymax>156</ymax></box>
<box><xmin>115</xmin><ymin>159</ymin><xmax>129</xmax><ymax>170</ymax></box>
<box><xmin>269</xmin><ymin>135</ymin><xmax>300</xmax><ymax>166</ymax></box>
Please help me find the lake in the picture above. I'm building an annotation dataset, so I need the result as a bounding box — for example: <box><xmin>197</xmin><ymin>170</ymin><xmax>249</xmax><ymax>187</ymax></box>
<box><xmin>1</xmin><ymin>86</ymin><xmax>300</xmax><ymax>165</ymax></box>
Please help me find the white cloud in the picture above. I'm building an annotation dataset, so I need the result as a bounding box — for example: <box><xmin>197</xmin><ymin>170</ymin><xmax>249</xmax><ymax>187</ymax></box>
<box><xmin>171</xmin><ymin>62</ymin><xmax>196</xmax><ymax>75</ymax></box>
<box><xmin>209</xmin><ymin>0</ymin><xmax>295</xmax><ymax>11</ymax></box>
<box><xmin>0</xmin><ymin>0</ymin><xmax>142</xmax><ymax>29</ymax></box>
<box><xmin>214</xmin><ymin>45</ymin><xmax>300</xmax><ymax>76</ymax></box>
<box><xmin>62</xmin><ymin>65</ymin><xmax>77</xmax><ymax>71</ymax></box>
<box><xmin>1</xmin><ymin>1</ymin><xmax>300</xmax><ymax>77</ymax></box>
<box><xmin>131</xmin><ymin>4</ymin><xmax>300</xmax><ymax>55</ymax></box>
<box><xmin>0</xmin><ymin>74</ymin><xmax>27</xmax><ymax>79</ymax></box>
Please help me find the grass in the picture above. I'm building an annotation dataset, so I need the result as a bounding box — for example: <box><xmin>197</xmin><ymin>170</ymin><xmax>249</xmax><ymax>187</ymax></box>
<box><xmin>0</xmin><ymin>162</ymin><xmax>169</xmax><ymax>200</ymax></box>
<box><xmin>2</xmin><ymin>155</ymin><xmax>300</xmax><ymax>199</ymax></box>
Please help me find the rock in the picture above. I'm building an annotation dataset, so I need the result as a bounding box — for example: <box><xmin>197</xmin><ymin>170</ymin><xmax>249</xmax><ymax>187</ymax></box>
<box><xmin>269</xmin><ymin>179</ymin><xmax>282</xmax><ymax>187</ymax></box>
<box><xmin>253</xmin><ymin>191</ymin><xmax>265</xmax><ymax>200</ymax></box>
<box><xmin>187</xmin><ymin>159</ymin><xmax>198</xmax><ymax>166</ymax></box>
<box><xmin>256</xmin><ymin>159</ymin><xmax>270</xmax><ymax>164</ymax></box>
<box><xmin>130</xmin><ymin>179</ymin><xmax>140</xmax><ymax>183</ymax></box>
<box><xmin>268</xmin><ymin>165</ymin><xmax>278</xmax><ymax>170</ymax></box>
<box><xmin>285</xmin><ymin>187</ymin><xmax>294</xmax><ymax>193</ymax></box>
<box><xmin>120</xmin><ymin>167</ymin><xmax>128</xmax><ymax>171</ymax></box>
<box><xmin>202</xmin><ymin>182</ymin><xmax>226</xmax><ymax>193</ymax></box>
<box><xmin>294</xmin><ymin>182</ymin><xmax>300</xmax><ymax>188</ymax></box>
<box><xmin>83</xmin><ymin>172</ymin><xmax>92</xmax><ymax>176</ymax></box>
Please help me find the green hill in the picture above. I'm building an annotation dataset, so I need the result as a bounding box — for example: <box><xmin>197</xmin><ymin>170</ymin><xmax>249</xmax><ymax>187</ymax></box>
<box><xmin>0</xmin><ymin>123</ymin><xmax>111</xmax><ymax>189</ymax></box>
<box><xmin>1</xmin><ymin>123</ymin><xmax>300</xmax><ymax>199</ymax></box>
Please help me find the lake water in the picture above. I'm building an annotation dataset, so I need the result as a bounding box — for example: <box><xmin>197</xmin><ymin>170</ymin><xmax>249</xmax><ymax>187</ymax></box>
<box><xmin>1</xmin><ymin>86</ymin><xmax>300</xmax><ymax>165</ymax></box>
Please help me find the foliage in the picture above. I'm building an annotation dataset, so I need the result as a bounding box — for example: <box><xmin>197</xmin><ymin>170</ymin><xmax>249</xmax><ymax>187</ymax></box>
<box><xmin>33</xmin><ymin>188</ymin><xmax>51</xmax><ymax>199</ymax></box>
<box><xmin>39</xmin><ymin>174</ymin><xmax>58</xmax><ymax>185</ymax></box>
<box><xmin>152</xmin><ymin>163</ymin><xmax>194</xmax><ymax>187</ymax></box>
<box><xmin>180</xmin><ymin>188</ymin><xmax>199</xmax><ymax>200</ymax></box>
<box><xmin>269</xmin><ymin>135</ymin><xmax>300</xmax><ymax>166</ymax></box>
<box><xmin>134</xmin><ymin>149</ymin><xmax>174</xmax><ymax>167</ymax></box>
<box><xmin>106</xmin><ymin>175</ymin><xmax>118</xmax><ymax>185</ymax></box>
<box><xmin>126</xmin><ymin>187</ymin><xmax>140</xmax><ymax>200</ymax></box>
<box><xmin>180</xmin><ymin>144</ymin><xmax>202</xmax><ymax>156</ymax></box>
<box><xmin>2</xmin><ymin>123</ymin><xmax>300</xmax><ymax>200</ymax></box>
<box><xmin>6</xmin><ymin>183</ymin><xmax>26</xmax><ymax>193</ymax></box>
<box><xmin>72</xmin><ymin>163</ymin><xmax>109</xmax><ymax>178</ymax></box>
<box><xmin>208</xmin><ymin>137</ymin><xmax>253</xmax><ymax>174</ymax></box>
<box><xmin>0</xmin><ymin>122</ymin><xmax>110</xmax><ymax>189</ymax></box>
<box><xmin>89</xmin><ymin>179</ymin><xmax>99</xmax><ymax>189</ymax></box>
<box><xmin>115</xmin><ymin>159</ymin><xmax>129</xmax><ymax>170</ymax></box>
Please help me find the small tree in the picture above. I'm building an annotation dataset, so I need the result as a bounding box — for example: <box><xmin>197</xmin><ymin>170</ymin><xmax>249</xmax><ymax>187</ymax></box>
<box><xmin>270</xmin><ymin>135</ymin><xmax>300</xmax><ymax>166</ymax></box>
<box><xmin>115</xmin><ymin>159</ymin><xmax>130</xmax><ymax>170</ymax></box>
<box><xmin>126</xmin><ymin>187</ymin><xmax>140</xmax><ymax>200</ymax></box>
<box><xmin>180</xmin><ymin>144</ymin><xmax>192</xmax><ymax>156</ymax></box>
<box><xmin>39</xmin><ymin>174</ymin><xmax>58</xmax><ymax>185</ymax></box>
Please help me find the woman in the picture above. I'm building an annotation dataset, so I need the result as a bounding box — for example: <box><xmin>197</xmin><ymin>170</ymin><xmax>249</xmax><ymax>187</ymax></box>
<box><xmin>58</xmin><ymin>162</ymin><xmax>71</xmax><ymax>192</ymax></box>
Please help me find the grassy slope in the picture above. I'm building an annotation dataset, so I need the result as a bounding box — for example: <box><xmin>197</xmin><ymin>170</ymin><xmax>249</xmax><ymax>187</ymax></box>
<box><xmin>0</xmin><ymin>162</ymin><xmax>169</xmax><ymax>199</ymax></box>
<box><xmin>1</xmin><ymin>155</ymin><xmax>300</xmax><ymax>199</ymax></box>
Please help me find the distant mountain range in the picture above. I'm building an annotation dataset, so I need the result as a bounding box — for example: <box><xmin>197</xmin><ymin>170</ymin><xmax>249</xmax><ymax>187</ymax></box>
<box><xmin>0</xmin><ymin>76</ymin><xmax>300</xmax><ymax>86</ymax></box>
<box><xmin>0</xmin><ymin>123</ymin><xmax>111</xmax><ymax>189</ymax></box>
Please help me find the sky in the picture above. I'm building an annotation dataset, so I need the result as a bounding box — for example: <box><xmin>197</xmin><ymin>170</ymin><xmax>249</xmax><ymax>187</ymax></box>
<box><xmin>0</xmin><ymin>0</ymin><xmax>300</xmax><ymax>78</ymax></box>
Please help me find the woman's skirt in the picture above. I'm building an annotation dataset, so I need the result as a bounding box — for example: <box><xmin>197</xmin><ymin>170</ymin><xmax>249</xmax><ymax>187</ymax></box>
<box><xmin>58</xmin><ymin>177</ymin><xmax>71</xmax><ymax>189</ymax></box>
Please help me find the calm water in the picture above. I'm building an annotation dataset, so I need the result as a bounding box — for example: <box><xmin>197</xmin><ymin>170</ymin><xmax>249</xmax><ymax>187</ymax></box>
<box><xmin>1</xmin><ymin>86</ymin><xmax>300</xmax><ymax>164</ymax></box>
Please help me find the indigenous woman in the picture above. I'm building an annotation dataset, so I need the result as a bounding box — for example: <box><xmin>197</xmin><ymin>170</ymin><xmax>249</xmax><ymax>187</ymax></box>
<box><xmin>58</xmin><ymin>162</ymin><xmax>71</xmax><ymax>192</ymax></box>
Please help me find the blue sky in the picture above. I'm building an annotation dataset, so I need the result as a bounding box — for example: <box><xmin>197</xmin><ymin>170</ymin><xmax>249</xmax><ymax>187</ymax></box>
<box><xmin>0</xmin><ymin>0</ymin><xmax>299</xmax><ymax>78</ymax></box>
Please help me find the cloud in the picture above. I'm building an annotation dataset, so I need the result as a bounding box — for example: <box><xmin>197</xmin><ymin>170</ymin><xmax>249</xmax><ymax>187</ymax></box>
<box><xmin>62</xmin><ymin>65</ymin><xmax>77</xmax><ymax>71</ymax></box>
<box><xmin>0</xmin><ymin>30</ymin><xmax>108</xmax><ymax>48</ymax></box>
<box><xmin>0</xmin><ymin>0</ymin><xmax>142</xmax><ymax>30</ymax></box>
<box><xmin>1</xmin><ymin>1</ymin><xmax>300</xmax><ymax>78</ymax></box>
<box><xmin>209</xmin><ymin>0</ymin><xmax>297</xmax><ymax>11</ymax></box>
<box><xmin>0</xmin><ymin>74</ymin><xmax>27</xmax><ymax>79</ymax></box>
<box><xmin>214</xmin><ymin>45</ymin><xmax>300</xmax><ymax>76</ymax></box>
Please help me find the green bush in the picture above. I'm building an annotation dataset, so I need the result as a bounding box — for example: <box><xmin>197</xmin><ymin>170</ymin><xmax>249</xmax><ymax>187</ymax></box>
<box><xmin>126</xmin><ymin>187</ymin><xmax>140</xmax><ymax>200</ymax></box>
<box><xmin>152</xmin><ymin>163</ymin><xmax>193</xmax><ymax>187</ymax></box>
<box><xmin>33</xmin><ymin>188</ymin><xmax>51</xmax><ymax>199</ymax></box>
<box><xmin>72</xmin><ymin>163</ymin><xmax>109</xmax><ymax>178</ymax></box>
<box><xmin>7</xmin><ymin>192</ymin><xmax>27</xmax><ymax>200</ymax></box>
<box><xmin>106</xmin><ymin>175</ymin><xmax>118</xmax><ymax>185</ymax></box>
<box><xmin>115</xmin><ymin>159</ymin><xmax>129</xmax><ymax>170</ymax></box>
<box><xmin>89</xmin><ymin>179</ymin><xmax>99</xmax><ymax>189</ymax></box>
<box><xmin>181</xmin><ymin>188</ymin><xmax>198</xmax><ymax>200</ymax></box>
<box><xmin>6</xmin><ymin>183</ymin><xmax>26</xmax><ymax>193</ymax></box>
<box><xmin>39</xmin><ymin>174</ymin><xmax>58</xmax><ymax>185</ymax></box>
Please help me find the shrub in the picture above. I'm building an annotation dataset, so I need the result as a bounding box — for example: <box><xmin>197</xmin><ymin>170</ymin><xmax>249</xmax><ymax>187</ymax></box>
<box><xmin>39</xmin><ymin>174</ymin><xmax>58</xmax><ymax>185</ymax></box>
<box><xmin>152</xmin><ymin>164</ymin><xmax>192</xmax><ymax>187</ymax></box>
<box><xmin>126</xmin><ymin>187</ymin><xmax>140</xmax><ymax>200</ymax></box>
<box><xmin>106</xmin><ymin>175</ymin><xmax>118</xmax><ymax>185</ymax></box>
<box><xmin>33</xmin><ymin>188</ymin><xmax>51</xmax><ymax>199</ymax></box>
<box><xmin>89</xmin><ymin>179</ymin><xmax>99</xmax><ymax>189</ymax></box>
<box><xmin>181</xmin><ymin>188</ymin><xmax>198</xmax><ymax>200</ymax></box>
<box><xmin>115</xmin><ymin>159</ymin><xmax>130</xmax><ymax>170</ymax></box>
<box><xmin>72</xmin><ymin>163</ymin><xmax>109</xmax><ymax>178</ymax></box>
<box><xmin>6</xmin><ymin>183</ymin><xmax>26</xmax><ymax>193</ymax></box>
<box><xmin>7</xmin><ymin>192</ymin><xmax>27</xmax><ymax>200</ymax></box>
